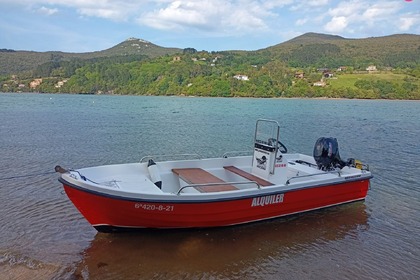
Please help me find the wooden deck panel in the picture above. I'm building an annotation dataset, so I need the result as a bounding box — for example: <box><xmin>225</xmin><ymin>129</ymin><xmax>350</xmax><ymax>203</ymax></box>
<box><xmin>172</xmin><ymin>168</ymin><xmax>238</xmax><ymax>193</ymax></box>
<box><xmin>223</xmin><ymin>166</ymin><xmax>274</xmax><ymax>187</ymax></box>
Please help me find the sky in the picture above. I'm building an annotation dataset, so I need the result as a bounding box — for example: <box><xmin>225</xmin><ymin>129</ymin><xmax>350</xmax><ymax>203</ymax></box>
<box><xmin>0</xmin><ymin>0</ymin><xmax>419</xmax><ymax>53</ymax></box>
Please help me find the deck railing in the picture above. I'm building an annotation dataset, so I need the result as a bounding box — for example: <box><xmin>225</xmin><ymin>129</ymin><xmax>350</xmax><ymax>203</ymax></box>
<box><xmin>176</xmin><ymin>181</ymin><xmax>261</xmax><ymax>195</ymax></box>
<box><xmin>285</xmin><ymin>170</ymin><xmax>342</xmax><ymax>185</ymax></box>
<box><xmin>140</xmin><ymin>153</ymin><xmax>203</xmax><ymax>163</ymax></box>
<box><xmin>222</xmin><ymin>150</ymin><xmax>252</xmax><ymax>158</ymax></box>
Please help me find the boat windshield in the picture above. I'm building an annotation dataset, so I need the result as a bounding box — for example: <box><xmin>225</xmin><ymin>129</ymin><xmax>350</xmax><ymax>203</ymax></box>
<box><xmin>254</xmin><ymin>119</ymin><xmax>280</xmax><ymax>148</ymax></box>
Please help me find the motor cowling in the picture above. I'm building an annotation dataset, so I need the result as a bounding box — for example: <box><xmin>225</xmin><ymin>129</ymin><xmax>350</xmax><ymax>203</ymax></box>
<box><xmin>313</xmin><ymin>137</ymin><xmax>346</xmax><ymax>170</ymax></box>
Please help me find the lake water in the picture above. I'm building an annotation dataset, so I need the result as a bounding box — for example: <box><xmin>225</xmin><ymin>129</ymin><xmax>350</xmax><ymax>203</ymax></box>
<box><xmin>0</xmin><ymin>93</ymin><xmax>419</xmax><ymax>279</ymax></box>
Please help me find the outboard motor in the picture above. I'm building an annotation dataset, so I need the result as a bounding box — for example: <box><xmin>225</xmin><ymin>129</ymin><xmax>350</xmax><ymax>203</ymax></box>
<box><xmin>313</xmin><ymin>137</ymin><xmax>346</xmax><ymax>170</ymax></box>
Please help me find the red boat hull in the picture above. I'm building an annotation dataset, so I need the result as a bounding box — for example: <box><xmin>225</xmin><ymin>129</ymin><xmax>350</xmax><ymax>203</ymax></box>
<box><xmin>62</xmin><ymin>178</ymin><xmax>370</xmax><ymax>232</ymax></box>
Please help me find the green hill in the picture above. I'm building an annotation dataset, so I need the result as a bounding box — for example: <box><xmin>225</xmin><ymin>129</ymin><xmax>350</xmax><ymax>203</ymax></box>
<box><xmin>99</xmin><ymin>38</ymin><xmax>181</xmax><ymax>57</ymax></box>
<box><xmin>264</xmin><ymin>33</ymin><xmax>420</xmax><ymax>68</ymax></box>
<box><xmin>0</xmin><ymin>38</ymin><xmax>182</xmax><ymax>75</ymax></box>
<box><xmin>1</xmin><ymin>33</ymin><xmax>419</xmax><ymax>76</ymax></box>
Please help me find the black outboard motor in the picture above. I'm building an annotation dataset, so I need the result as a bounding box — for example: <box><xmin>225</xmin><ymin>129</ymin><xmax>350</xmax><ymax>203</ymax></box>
<box><xmin>313</xmin><ymin>137</ymin><xmax>346</xmax><ymax>170</ymax></box>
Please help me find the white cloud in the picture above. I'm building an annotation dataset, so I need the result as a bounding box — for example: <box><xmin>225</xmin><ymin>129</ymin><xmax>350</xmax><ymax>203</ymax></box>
<box><xmin>1</xmin><ymin>0</ymin><xmax>144</xmax><ymax>21</ymax></box>
<box><xmin>140</xmin><ymin>1</ymin><xmax>211</xmax><ymax>30</ymax></box>
<box><xmin>398</xmin><ymin>14</ymin><xmax>419</xmax><ymax>31</ymax></box>
<box><xmin>223</xmin><ymin>9</ymin><xmax>268</xmax><ymax>31</ymax></box>
<box><xmin>324</xmin><ymin>16</ymin><xmax>349</xmax><ymax>33</ymax></box>
<box><xmin>362</xmin><ymin>2</ymin><xmax>402</xmax><ymax>25</ymax></box>
<box><xmin>78</xmin><ymin>7</ymin><xmax>129</xmax><ymax>21</ymax></box>
<box><xmin>327</xmin><ymin>0</ymin><xmax>366</xmax><ymax>17</ymax></box>
<box><xmin>322</xmin><ymin>0</ymin><xmax>411</xmax><ymax>36</ymax></box>
<box><xmin>38</xmin><ymin>6</ymin><xmax>58</xmax><ymax>15</ymax></box>
<box><xmin>1</xmin><ymin>0</ymin><xmax>419</xmax><ymax>48</ymax></box>
<box><xmin>138</xmin><ymin>0</ymin><xmax>270</xmax><ymax>33</ymax></box>
<box><xmin>262</xmin><ymin>0</ymin><xmax>294</xmax><ymax>10</ymax></box>
<box><xmin>290</xmin><ymin>0</ymin><xmax>329</xmax><ymax>12</ymax></box>
<box><xmin>74</xmin><ymin>1</ymin><xmax>142</xmax><ymax>21</ymax></box>
<box><xmin>295</xmin><ymin>18</ymin><xmax>307</xmax><ymax>26</ymax></box>
<box><xmin>1</xmin><ymin>1</ymin><xmax>414</xmax><ymax>30</ymax></box>
<box><xmin>307</xmin><ymin>0</ymin><xmax>329</xmax><ymax>7</ymax></box>
<box><xmin>1</xmin><ymin>0</ymin><xmax>273</xmax><ymax>31</ymax></box>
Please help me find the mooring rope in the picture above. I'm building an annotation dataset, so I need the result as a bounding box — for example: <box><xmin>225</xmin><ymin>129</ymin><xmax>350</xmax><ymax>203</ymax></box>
<box><xmin>0</xmin><ymin>171</ymin><xmax>56</xmax><ymax>181</ymax></box>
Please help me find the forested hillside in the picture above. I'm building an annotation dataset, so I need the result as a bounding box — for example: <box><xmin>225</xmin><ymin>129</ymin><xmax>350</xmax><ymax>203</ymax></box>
<box><xmin>1</xmin><ymin>33</ymin><xmax>419</xmax><ymax>99</ymax></box>
<box><xmin>0</xmin><ymin>38</ymin><xmax>181</xmax><ymax>75</ymax></box>
<box><xmin>265</xmin><ymin>33</ymin><xmax>420</xmax><ymax>69</ymax></box>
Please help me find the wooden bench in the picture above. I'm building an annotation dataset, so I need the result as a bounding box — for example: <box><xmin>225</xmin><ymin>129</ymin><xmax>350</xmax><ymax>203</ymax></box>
<box><xmin>223</xmin><ymin>166</ymin><xmax>274</xmax><ymax>187</ymax></box>
<box><xmin>172</xmin><ymin>168</ymin><xmax>238</xmax><ymax>193</ymax></box>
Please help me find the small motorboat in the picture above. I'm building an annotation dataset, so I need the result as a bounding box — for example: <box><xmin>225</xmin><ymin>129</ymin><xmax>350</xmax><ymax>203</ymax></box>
<box><xmin>57</xmin><ymin>119</ymin><xmax>372</xmax><ymax>232</ymax></box>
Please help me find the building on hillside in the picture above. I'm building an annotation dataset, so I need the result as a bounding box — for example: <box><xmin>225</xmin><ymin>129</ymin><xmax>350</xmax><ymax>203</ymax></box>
<box><xmin>294</xmin><ymin>71</ymin><xmax>304</xmax><ymax>79</ymax></box>
<box><xmin>30</xmin><ymin>79</ymin><xmax>42</xmax><ymax>89</ymax></box>
<box><xmin>323</xmin><ymin>72</ymin><xmax>333</xmax><ymax>78</ymax></box>
<box><xmin>313</xmin><ymin>80</ymin><xmax>326</xmax><ymax>87</ymax></box>
<box><xmin>366</xmin><ymin>65</ymin><xmax>377</xmax><ymax>73</ymax></box>
<box><xmin>55</xmin><ymin>79</ymin><xmax>68</xmax><ymax>88</ymax></box>
<box><xmin>233</xmin><ymin>75</ymin><xmax>249</xmax><ymax>81</ymax></box>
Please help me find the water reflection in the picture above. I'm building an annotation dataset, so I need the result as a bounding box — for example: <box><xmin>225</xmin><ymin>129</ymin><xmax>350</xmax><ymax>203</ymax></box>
<box><xmin>73</xmin><ymin>202</ymin><xmax>368</xmax><ymax>279</ymax></box>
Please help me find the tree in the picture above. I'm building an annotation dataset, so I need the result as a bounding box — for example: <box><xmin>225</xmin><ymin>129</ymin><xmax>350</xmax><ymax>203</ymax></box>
<box><xmin>183</xmin><ymin>48</ymin><xmax>197</xmax><ymax>54</ymax></box>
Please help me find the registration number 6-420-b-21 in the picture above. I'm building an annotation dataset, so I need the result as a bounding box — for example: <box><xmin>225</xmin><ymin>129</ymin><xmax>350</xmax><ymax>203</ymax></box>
<box><xmin>134</xmin><ymin>203</ymin><xmax>174</xmax><ymax>212</ymax></box>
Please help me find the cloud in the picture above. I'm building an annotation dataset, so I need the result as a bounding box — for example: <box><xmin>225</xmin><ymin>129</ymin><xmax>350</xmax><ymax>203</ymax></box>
<box><xmin>290</xmin><ymin>0</ymin><xmax>329</xmax><ymax>12</ymax></box>
<box><xmin>261</xmin><ymin>0</ymin><xmax>293</xmax><ymax>10</ymax></box>
<box><xmin>362</xmin><ymin>2</ymin><xmax>402</xmax><ymax>25</ymax></box>
<box><xmin>327</xmin><ymin>0</ymin><xmax>365</xmax><ymax>17</ymax></box>
<box><xmin>398</xmin><ymin>14</ymin><xmax>420</xmax><ymax>31</ymax></box>
<box><xmin>77</xmin><ymin>7</ymin><xmax>128</xmax><ymax>21</ymax></box>
<box><xmin>3</xmin><ymin>0</ymin><xmax>143</xmax><ymax>21</ymax></box>
<box><xmin>138</xmin><ymin>0</ymin><xmax>270</xmax><ymax>33</ymax></box>
<box><xmin>139</xmin><ymin>1</ymin><xmax>212</xmax><ymax>30</ymax></box>
<box><xmin>38</xmin><ymin>6</ymin><xmax>58</xmax><ymax>15</ymax></box>
<box><xmin>322</xmin><ymin>0</ymin><xmax>409</xmax><ymax>35</ymax></box>
<box><xmin>295</xmin><ymin>18</ymin><xmax>308</xmax><ymax>26</ymax></box>
<box><xmin>1</xmin><ymin>0</ymin><xmax>419</xmax><ymax>46</ymax></box>
<box><xmin>3</xmin><ymin>0</ymin><xmax>274</xmax><ymax>31</ymax></box>
<box><xmin>307</xmin><ymin>0</ymin><xmax>330</xmax><ymax>7</ymax></box>
<box><xmin>324</xmin><ymin>16</ymin><xmax>349</xmax><ymax>33</ymax></box>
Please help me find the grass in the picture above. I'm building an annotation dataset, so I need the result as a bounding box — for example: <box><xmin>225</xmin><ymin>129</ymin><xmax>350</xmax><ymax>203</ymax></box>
<box><xmin>328</xmin><ymin>72</ymin><xmax>419</xmax><ymax>89</ymax></box>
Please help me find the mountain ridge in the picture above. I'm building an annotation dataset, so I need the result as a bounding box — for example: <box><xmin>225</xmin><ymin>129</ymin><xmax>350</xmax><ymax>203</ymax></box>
<box><xmin>1</xmin><ymin>32</ymin><xmax>419</xmax><ymax>76</ymax></box>
<box><xmin>0</xmin><ymin>37</ymin><xmax>181</xmax><ymax>75</ymax></box>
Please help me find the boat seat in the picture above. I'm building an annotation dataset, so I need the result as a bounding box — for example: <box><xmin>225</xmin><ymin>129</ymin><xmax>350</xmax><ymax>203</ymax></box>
<box><xmin>172</xmin><ymin>168</ymin><xmax>238</xmax><ymax>193</ymax></box>
<box><xmin>224</xmin><ymin>166</ymin><xmax>274</xmax><ymax>187</ymax></box>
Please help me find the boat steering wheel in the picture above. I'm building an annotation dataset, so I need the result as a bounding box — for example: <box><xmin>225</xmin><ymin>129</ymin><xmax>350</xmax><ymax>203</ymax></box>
<box><xmin>268</xmin><ymin>138</ymin><xmax>288</xmax><ymax>154</ymax></box>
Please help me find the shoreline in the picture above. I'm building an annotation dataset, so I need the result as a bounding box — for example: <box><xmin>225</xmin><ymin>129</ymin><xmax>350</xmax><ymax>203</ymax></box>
<box><xmin>1</xmin><ymin>91</ymin><xmax>419</xmax><ymax>101</ymax></box>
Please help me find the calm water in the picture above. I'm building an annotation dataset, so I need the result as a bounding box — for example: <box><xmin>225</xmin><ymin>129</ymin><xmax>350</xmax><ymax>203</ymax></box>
<box><xmin>0</xmin><ymin>93</ymin><xmax>419</xmax><ymax>279</ymax></box>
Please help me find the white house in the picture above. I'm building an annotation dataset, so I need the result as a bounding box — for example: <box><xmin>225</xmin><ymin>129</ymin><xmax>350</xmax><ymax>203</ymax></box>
<box><xmin>366</xmin><ymin>65</ymin><xmax>377</xmax><ymax>72</ymax></box>
<box><xmin>234</xmin><ymin>75</ymin><xmax>249</xmax><ymax>81</ymax></box>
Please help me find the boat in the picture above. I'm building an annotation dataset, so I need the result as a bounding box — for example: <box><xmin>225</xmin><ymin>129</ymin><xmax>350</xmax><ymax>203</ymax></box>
<box><xmin>56</xmin><ymin>119</ymin><xmax>372</xmax><ymax>232</ymax></box>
